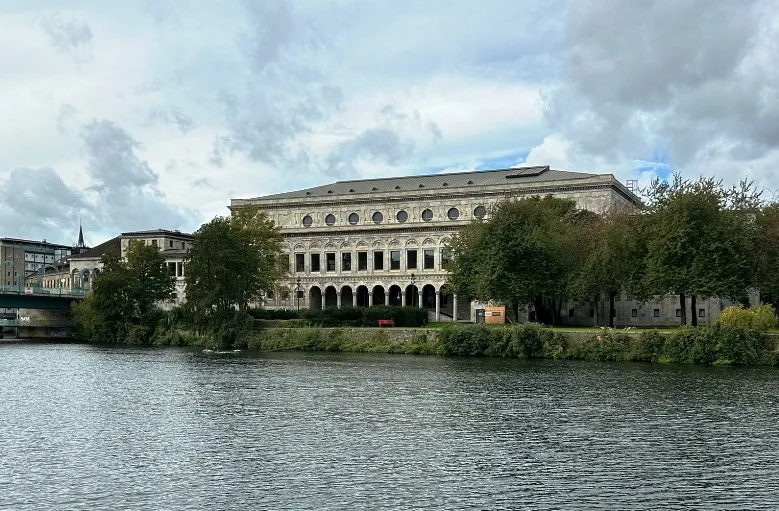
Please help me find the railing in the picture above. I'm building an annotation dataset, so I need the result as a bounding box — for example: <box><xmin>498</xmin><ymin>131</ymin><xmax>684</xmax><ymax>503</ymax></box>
<box><xmin>0</xmin><ymin>318</ymin><xmax>72</xmax><ymax>327</ymax></box>
<box><xmin>0</xmin><ymin>285</ymin><xmax>88</xmax><ymax>298</ymax></box>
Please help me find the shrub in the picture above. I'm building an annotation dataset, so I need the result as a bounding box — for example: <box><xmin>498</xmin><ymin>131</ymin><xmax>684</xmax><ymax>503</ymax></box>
<box><xmin>716</xmin><ymin>304</ymin><xmax>776</xmax><ymax>332</ymax></box>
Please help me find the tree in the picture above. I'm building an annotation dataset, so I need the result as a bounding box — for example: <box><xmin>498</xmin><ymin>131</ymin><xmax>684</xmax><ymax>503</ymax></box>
<box><xmin>572</xmin><ymin>212</ymin><xmax>646</xmax><ymax>327</ymax></box>
<box><xmin>446</xmin><ymin>195</ymin><xmax>583</xmax><ymax>324</ymax></box>
<box><xmin>641</xmin><ymin>174</ymin><xmax>758</xmax><ymax>325</ymax></box>
<box><xmin>71</xmin><ymin>244</ymin><xmax>175</xmax><ymax>343</ymax></box>
<box><xmin>184</xmin><ymin>206</ymin><xmax>284</xmax><ymax>329</ymax></box>
<box><xmin>754</xmin><ymin>203</ymin><xmax>779</xmax><ymax>311</ymax></box>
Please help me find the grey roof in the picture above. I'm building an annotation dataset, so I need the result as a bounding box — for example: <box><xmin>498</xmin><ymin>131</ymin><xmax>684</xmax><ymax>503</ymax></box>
<box><xmin>69</xmin><ymin>236</ymin><xmax>121</xmax><ymax>260</ymax></box>
<box><xmin>245</xmin><ymin>166</ymin><xmax>598</xmax><ymax>201</ymax></box>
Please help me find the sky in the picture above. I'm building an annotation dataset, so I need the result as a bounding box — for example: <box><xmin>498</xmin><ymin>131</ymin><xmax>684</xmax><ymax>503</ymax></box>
<box><xmin>2</xmin><ymin>0</ymin><xmax>778</xmax><ymax>246</ymax></box>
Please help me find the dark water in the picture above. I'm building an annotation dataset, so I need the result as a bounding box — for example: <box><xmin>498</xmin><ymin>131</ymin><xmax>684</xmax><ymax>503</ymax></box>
<box><xmin>1</xmin><ymin>343</ymin><xmax>778</xmax><ymax>510</ymax></box>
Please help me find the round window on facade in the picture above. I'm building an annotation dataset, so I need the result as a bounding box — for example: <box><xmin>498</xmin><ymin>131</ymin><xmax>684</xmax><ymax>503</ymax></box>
<box><xmin>348</xmin><ymin>212</ymin><xmax>359</xmax><ymax>225</ymax></box>
<box><xmin>325</xmin><ymin>214</ymin><xmax>336</xmax><ymax>226</ymax></box>
<box><xmin>396</xmin><ymin>210</ymin><xmax>408</xmax><ymax>223</ymax></box>
<box><xmin>302</xmin><ymin>215</ymin><xmax>313</xmax><ymax>227</ymax></box>
<box><xmin>474</xmin><ymin>205</ymin><xmax>487</xmax><ymax>219</ymax></box>
<box><xmin>447</xmin><ymin>208</ymin><xmax>460</xmax><ymax>220</ymax></box>
<box><xmin>372</xmin><ymin>211</ymin><xmax>384</xmax><ymax>224</ymax></box>
<box><xmin>422</xmin><ymin>209</ymin><xmax>433</xmax><ymax>222</ymax></box>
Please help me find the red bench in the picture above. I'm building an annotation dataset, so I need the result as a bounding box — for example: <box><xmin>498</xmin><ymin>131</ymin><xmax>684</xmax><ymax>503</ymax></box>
<box><xmin>377</xmin><ymin>319</ymin><xmax>395</xmax><ymax>328</ymax></box>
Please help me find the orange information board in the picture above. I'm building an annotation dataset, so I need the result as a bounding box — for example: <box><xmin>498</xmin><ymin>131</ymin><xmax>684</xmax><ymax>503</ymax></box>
<box><xmin>485</xmin><ymin>306</ymin><xmax>505</xmax><ymax>324</ymax></box>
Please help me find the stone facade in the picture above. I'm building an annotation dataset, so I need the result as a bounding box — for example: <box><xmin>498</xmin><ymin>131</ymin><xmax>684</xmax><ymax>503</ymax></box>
<box><xmin>231</xmin><ymin>166</ymin><xmax>643</xmax><ymax>321</ymax></box>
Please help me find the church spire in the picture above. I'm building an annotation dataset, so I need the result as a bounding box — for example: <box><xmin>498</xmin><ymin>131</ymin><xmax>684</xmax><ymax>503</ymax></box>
<box><xmin>77</xmin><ymin>220</ymin><xmax>85</xmax><ymax>248</ymax></box>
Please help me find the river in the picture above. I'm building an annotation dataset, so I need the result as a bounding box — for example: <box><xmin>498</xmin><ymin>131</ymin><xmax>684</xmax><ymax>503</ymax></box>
<box><xmin>1</xmin><ymin>342</ymin><xmax>778</xmax><ymax>510</ymax></box>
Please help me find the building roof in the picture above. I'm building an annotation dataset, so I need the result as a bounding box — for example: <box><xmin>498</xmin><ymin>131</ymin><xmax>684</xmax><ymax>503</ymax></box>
<box><xmin>68</xmin><ymin>236</ymin><xmax>121</xmax><ymax>260</ymax></box>
<box><xmin>244</xmin><ymin>166</ymin><xmax>598</xmax><ymax>201</ymax></box>
<box><xmin>121</xmin><ymin>229</ymin><xmax>194</xmax><ymax>240</ymax></box>
<box><xmin>0</xmin><ymin>237</ymin><xmax>76</xmax><ymax>250</ymax></box>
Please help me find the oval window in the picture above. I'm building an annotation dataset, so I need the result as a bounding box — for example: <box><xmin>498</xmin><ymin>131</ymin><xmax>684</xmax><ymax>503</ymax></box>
<box><xmin>474</xmin><ymin>206</ymin><xmax>487</xmax><ymax>219</ymax></box>
<box><xmin>325</xmin><ymin>214</ymin><xmax>336</xmax><ymax>226</ymax></box>
<box><xmin>372</xmin><ymin>211</ymin><xmax>384</xmax><ymax>224</ymax></box>
<box><xmin>396</xmin><ymin>210</ymin><xmax>408</xmax><ymax>223</ymax></box>
<box><xmin>302</xmin><ymin>215</ymin><xmax>313</xmax><ymax>227</ymax></box>
<box><xmin>348</xmin><ymin>213</ymin><xmax>359</xmax><ymax>225</ymax></box>
<box><xmin>447</xmin><ymin>208</ymin><xmax>460</xmax><ymax>220</ymax></box>
<box><xmin>421</xmin><ymin>209</ymin><xmax>433</xmax><ymax>222</ymax></box>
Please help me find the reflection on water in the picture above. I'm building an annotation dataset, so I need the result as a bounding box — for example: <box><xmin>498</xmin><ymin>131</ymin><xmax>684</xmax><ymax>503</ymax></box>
<box><xmin>1</xmin><ymin>343</ymin><xmax>778</xmax><ymax>510</ymax></box>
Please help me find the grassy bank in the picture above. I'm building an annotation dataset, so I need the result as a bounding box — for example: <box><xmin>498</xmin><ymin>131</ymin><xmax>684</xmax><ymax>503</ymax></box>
<box><xmin>243</xmin><ymin>323</ymin><xmax>779</xmax><ymax>367</ymax></box>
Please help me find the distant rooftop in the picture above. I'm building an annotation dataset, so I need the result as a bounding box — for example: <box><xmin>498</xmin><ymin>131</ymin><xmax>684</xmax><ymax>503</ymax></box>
<box><xmin>0</xmin><ymin>237</ymin><xmax>76</xmax><ymax>250</ymax></box>
<box><xmin>121</xmin><ymin>229</ymin><xmax>194</xmax><ymax>239</ymax></box>
<box><xmin>244</xmin><ymin>166</ymin><xmax>599</xmax><ymax>201</ymax></box>
<box><xmin>68</xmin><ymin>236</ymin><xmax>121</xmax><ymax>260</ymax></box>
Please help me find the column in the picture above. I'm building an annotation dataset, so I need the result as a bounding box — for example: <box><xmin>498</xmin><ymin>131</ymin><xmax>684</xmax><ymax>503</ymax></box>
<box><xmin>336</xmin><ymin>291</ymin><xmax>342</xmax><ymax>309</ymax></box>
<box><xmin>435</xmin><ymin>291</ymin><xmax>441</xmax><ymax>322</ymax></box>
<box><xmin>453</xmin><ymin>294</ymin><xmax>458</xmax><ymax>321</ymax></box>
<box><xmin>384</xmin><ymin>292</ymin><xmax>389</xmax><ymax>305</ymax></box>
<box><xmin>368</xmin><ymin>291</ymin><xmax>373</xmax><ymax>307</ymax></box>
<box><xmin>401</xmin><ymin>291</ymin><xmax>406</xmax><ymax>307</ymax></box>
<box><xmin>418</xmin><ymin>291</ymin><xmax>423</xmax><ymax>308</ymax></box>
<box><xmin>353</xmin><ymin>292</ymin><xmax>358</xmax><ymax>307</ymax></box>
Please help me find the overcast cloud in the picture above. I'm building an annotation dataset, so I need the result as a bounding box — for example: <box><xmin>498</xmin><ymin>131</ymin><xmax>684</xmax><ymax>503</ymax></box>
<box><xmin>1</xmin><ymin>0</ymin><xmax>777</xmax><ymax>245</ymax></box>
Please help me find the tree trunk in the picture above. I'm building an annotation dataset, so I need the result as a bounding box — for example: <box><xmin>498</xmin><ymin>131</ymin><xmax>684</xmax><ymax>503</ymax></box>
<box><xmin>609</xmin><ymin>293</ymin><xmax>616</xmax><ymax>328</ymax></box>
<box><xmin>679</xmin><ymin>292</ymin><xmax>687</xmax><ymax>326</ymax></box>
<box><xmin>532</xmin><ymin>296</ymin><xmax>552</xmax><ymax>325</ymax></box>
<box><xmin>690</xmin><ymin>295</ymin><xmax>698</xmax><ymax>326</ymax></box>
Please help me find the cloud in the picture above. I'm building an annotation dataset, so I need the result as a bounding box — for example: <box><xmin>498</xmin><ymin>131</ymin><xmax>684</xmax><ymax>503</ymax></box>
<box><xmin>0</xmin><ymin>167</ymin><xmax>92</xmax><ymax>242</ymax></box>
<box><xmin>544</xmin><ymin>0</ymin><xmax>778</xmax><ymax>178</ymax></box>
<box><xmin>36</xmin><ymin>13</ymin><xmax>93</xmax><ymax>62</ymax></box>
<box><xmin>80</xmin><ymin>119</ymin><xmax>191</xmax><ymax>232</ymax></box>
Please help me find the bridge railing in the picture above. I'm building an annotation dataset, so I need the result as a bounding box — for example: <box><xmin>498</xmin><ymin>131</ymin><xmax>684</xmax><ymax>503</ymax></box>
<box><xmin>0</xmin><ymin>318</ymin><xmax>72</xmax><ymax>327</ymax></box>
<box><xmin>0</xmin><ymin>285</ymin><xmax>88</xmax><ymax>298</ymax></box>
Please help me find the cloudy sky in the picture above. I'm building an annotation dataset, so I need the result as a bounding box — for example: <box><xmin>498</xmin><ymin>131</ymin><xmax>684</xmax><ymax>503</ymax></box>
<box><xmin>2</xmin><ymin>0</ymin><xmax>777</xmax><ymax>246</ymax></box>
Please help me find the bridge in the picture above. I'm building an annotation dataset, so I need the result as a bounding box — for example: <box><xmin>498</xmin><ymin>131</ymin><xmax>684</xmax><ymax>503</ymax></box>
<box><xmin>0</xmin><ymin>285</ymin><xmax>87</xmax><ymax>310</ymax></box>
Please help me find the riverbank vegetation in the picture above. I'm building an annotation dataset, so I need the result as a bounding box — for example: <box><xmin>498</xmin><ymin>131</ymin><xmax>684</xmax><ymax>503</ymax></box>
<box><xmin>447</xmin><ymin>173</ymin><xmax>775</xmax><ymax>327</ymax></box>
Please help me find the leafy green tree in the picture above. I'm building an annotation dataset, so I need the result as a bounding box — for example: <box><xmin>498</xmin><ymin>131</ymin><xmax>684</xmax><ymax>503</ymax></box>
<box><xmin>125</xmin><ymin>240</ymin><xmax>176</xmax><ymax>317</ymax></box>
<box><xmin>572</xmin><ymin>212</ymin><xmax>646</xmax><ymax>327</ymax></box>
<box><xmin>184</xmin><ymin>206</ymin><xmax>284</xmax><ymax>330</ymax></box>
<box><xmin>755</xmin><ymin>203</ymin><xmax>779</xmax><ymax>312</ymax></box>
<box><xmin>641</xmin><ymin>174</ymin><xmax>757</xmax><ymax>326</ymax></box>
<box><xmin>447</xmin><ymin>195</ymin><xmax>583</xmax><ymax>324</ymax></box>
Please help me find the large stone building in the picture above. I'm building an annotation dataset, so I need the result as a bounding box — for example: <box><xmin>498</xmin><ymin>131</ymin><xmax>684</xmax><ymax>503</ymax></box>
<box><xmin>231</xmin><ymin>165</ymin><xmax>643</xmax><ymax>321</ymax></box>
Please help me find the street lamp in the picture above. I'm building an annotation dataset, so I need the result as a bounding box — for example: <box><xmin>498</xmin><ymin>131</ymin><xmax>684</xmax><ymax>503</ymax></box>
<box><xmin>410</xmin><ymin>273</ymin><xmax>416</xmax><ymax>307</ymax></box>
<box><xmin>296</xmin><ymin>277</ymin><xmax>301</xmax><ymax>311</ymax></box>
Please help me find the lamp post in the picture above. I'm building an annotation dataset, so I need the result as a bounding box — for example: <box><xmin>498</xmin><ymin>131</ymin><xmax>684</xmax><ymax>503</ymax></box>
<box><xmin>410</xmin><ymin>273</ymin><xmax>416</xmax><ymax>307</ymax></box>
<box><xmin>296</xmin><ymin>277</ymin><xmax>301</xmax><ymax>312</ymax></box>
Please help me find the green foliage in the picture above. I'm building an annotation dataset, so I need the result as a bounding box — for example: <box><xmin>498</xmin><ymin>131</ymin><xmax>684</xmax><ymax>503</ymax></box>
<box><xmin>716</xmin><ymin>304</ymin><xmax>776</xmax><ymax>332</ymax></box>
<box><xmin>71</xmin><ymin>245</ymin><xmax>175</xmax><ymax>344</ymax></box>
<box><xmin>184</xmin><ymin>206</ymin><xmax>284</xmax><ymax>330</ymax></box>
<box><xmin>247</xmin><ymin>305</ymin><xmax>427</xmax><ymax>328</ymax></box>
<box><xmin>438</xmin><ymin>323</ymin><xmax>566</xmax><ymax>358</ymax></box>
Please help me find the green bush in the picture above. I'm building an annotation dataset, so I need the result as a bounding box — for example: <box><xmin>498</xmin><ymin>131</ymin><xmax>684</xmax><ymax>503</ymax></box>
<box><xmin>438</xmin><ymin>323</ymin><xmax>558</xmax><ymax>358</ymax></box>
<box><xmin>253</xmin><ymin>318</ymin><xmax>310</xmax><ymax>329</ymax></box>
<box><xmin>716</xmin><ymin>304</ymin><xmax>776</xmax><ymax>332</ymax></box>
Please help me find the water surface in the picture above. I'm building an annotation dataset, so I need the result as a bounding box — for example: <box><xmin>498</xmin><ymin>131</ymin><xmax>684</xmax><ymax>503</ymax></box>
<box><xmin>1</xmin><ymin>342</ymin><xmax>777</xmax><ymax>509</ymax></box>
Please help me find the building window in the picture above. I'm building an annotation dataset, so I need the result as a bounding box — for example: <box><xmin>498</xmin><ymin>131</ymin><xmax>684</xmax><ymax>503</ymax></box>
<box><xmin>675</xmin><ymin>309</ymin><xmax>682</xmax><ymax>317</ymax></box>
<box><xmin>303</xmin><ymin>215</ymin><xmax>313</xmax><ymax>227</ymax></box>
<box><xmin>474</xmin><ymin>206</ymin><xmax>486</xmax><ymax>219</ymax></box>
<box><xmin>374</xmin><ymin>251</ymin><xmax>384</xmax><ymax>270</ymax></box>
<box><xmin>152</xmin><ymin>239</ymin><xmax>158</xmax><ymax>247</ymax></box>
<box><xmin>423</xmin><ymin>249</ymin><xmax>434</xmax><ymax>269</ymax></box>
<box><xmin>372</xmin><ymin>211</ymin><xmax>383</xmax><ymax>224</ymax></box>
<box><xmin>169</xmin><ymin>240</ymin><xmax>173</xmax><ymax>248</ymax></box>
<box><xmin>311</xmin><ymin>253</ymin><xmax>320</xmax><ymax>272</ymax></box>
<box><xmin>654</xmin><ymin>309</ymin><xmax>660</xmax><ymax>317</ymax></box>
<box><xmin>396</xmin><ymin>210</ymin><xmax>408</xmax><ymax>223</ymax></box>
<box><xmin>348</xmin><ymin>213</ymin><xmax>359</xmax><ymax>225</ymax></box>
<box><xmin>631</xmin><ymin>309</ymin><xmax>638</xmax><ymax>318</ymax></box>
<box><xmin>422</xmin><ymin>209</ymin><xmax>433</xmax><ymax>222</ymax></box>
<box><xmin>342</xmin><ymin>253</ymin><xmax>352</xmax><ymax>271</ymax></box>
<box><xmin>295</xmin><ymin>254</ymin><xmax>305</xmax><ymax>272</ymax></box>
<box><xmin>358</xmin><ymin>251</ymin><xmax>368</xmax><ymax>271</ymax></box>
<box><xmin>326</xmin><ymin>253</ymin><xmax>336</xmax><ymax>272</ymax></box>
<box><xmin>447</xmin><ymin>208</ymin><xmax>460</xmax><ymax>220</ymax></box>
<box><xmin>699</xmin><ymin>308</ymin><xmax>706</xmax><ymax>317</ymax></box>
<box><xmin>325</xmin><ymin>214</ymin><xmax>336</xmax><ymax>226</ymax></box>
<box><xmin>390</xmin><ymin>250</ymin><xmax>400</xmax><ymax>270</ymax></box>
<box><xmin>568</xmin><ymin>308</ymin><xmax>574</xmax><ymax>317</ymax></box>
<box><xmin>407</xmin><ymin>249</ymin><xmax>417</xmax><ymax>269</ymax></box>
